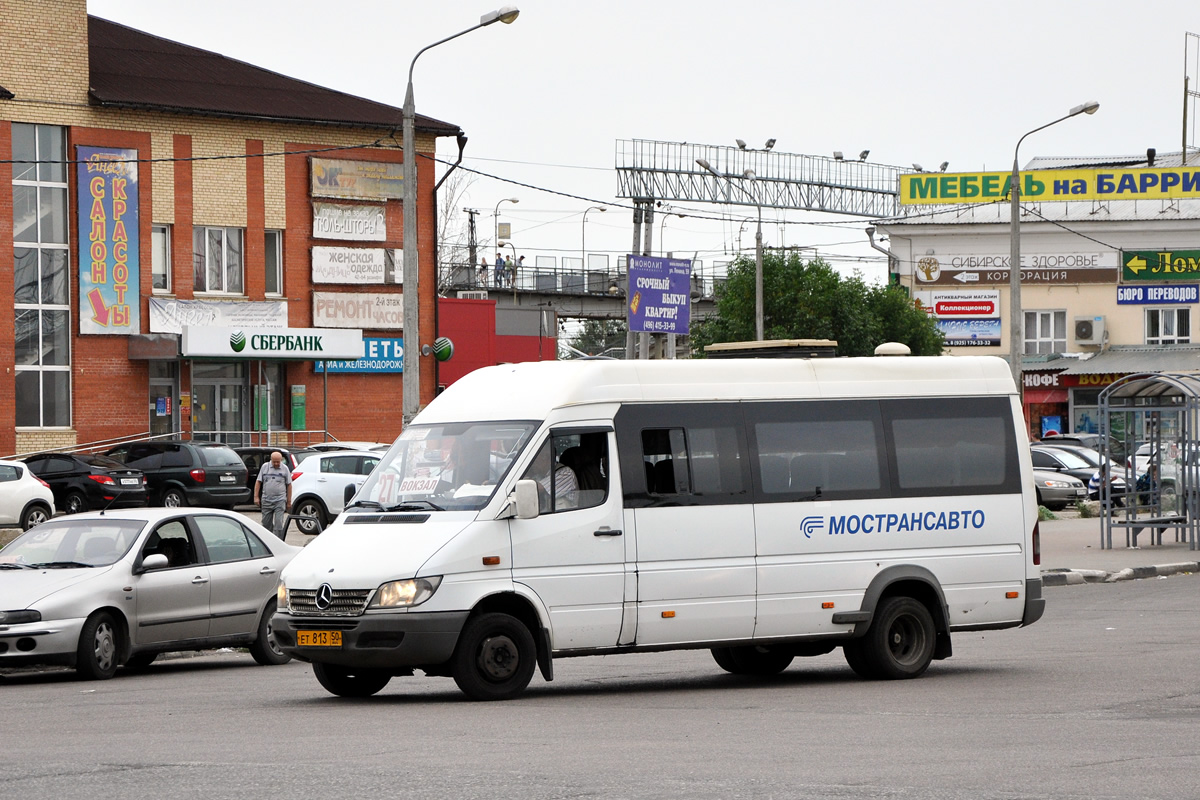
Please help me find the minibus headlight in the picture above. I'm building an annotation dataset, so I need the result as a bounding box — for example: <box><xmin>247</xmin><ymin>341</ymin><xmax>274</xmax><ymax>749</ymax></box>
<box><xmin>276</xmin><ymin>582</ymin><xmax>289</xmax><ymax>609</ymax></box>
<box><xmin>370</xmin><ymin>577</ymin><xmax>443</xmax><ymax>608</ymax></box>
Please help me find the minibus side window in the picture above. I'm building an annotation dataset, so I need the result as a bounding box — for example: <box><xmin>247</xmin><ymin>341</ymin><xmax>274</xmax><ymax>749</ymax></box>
<box><xmin>882</xmin><ymin>397</ymin><xmax>1019</xmax><ymax>496</ymax></box>
<box><xmin>519</xmin><ymin>432</ymin><xmax>610</xmax><ymax>513</ymax></box>
<box><xmin>641</xmin><ymin>426</ymin><xmax>744</xmax><ymax>497</ymax></box>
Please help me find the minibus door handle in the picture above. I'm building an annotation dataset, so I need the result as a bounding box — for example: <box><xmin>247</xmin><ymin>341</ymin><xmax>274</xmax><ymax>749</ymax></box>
<box><xmin>593</xmin><ymin>527</ymin><xmax>622</xmax><ymax>537</ymax></box>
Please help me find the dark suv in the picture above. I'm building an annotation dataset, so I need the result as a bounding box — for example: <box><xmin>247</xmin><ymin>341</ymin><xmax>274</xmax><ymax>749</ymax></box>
<box><xmin>104</xmin><ymin>441</ymin><xmax>251</xmax><ymax>508</ymax></box>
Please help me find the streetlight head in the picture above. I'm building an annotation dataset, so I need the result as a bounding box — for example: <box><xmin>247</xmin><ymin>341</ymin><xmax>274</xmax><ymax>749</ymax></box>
<box><xmin>859</xmin><ymin>149</ymin><xmax>870</xmax><ymax>161</ymax></box>
<box><xmin>696</xmin><ymin>158</ymin><xmax>714</xmax><ymax>173</ymax></box>
<box><xmin>481</xmin><ymin>6</ymin><xmax>520</xmax><ymax>25</ymax></box>
<box><xmin>735</xmin><ymin>139</ymin><xmax>747</xmax><ymax>150</ymax></box>
<box><xmin>743</xmin><ymin>169</ymin><xmax>756</xmax><ymax>181</ymax></box>
<box><xmin>833</xmin><ymin>151</ymin><xmax>844</xmax><ymax>161</ymax></box>
<box><xmin>508</xmin><ymin>197</ymin><xmax>520</xmax><ymax>203</ymax></box>
<box><xmin>939</xmin><ymin>161</ymin><xmax>950</xmax><ymax>172</ymax></box>
<box><xmin>912</xmin><ymin>163</ymin><xmax>924</xmax><ymax>172</ymax></box>
<box><xmin>1070</xmin><ymin>100</ymin><xmax>1100</xmax><ymax>116</ymax></box>
<box><xmin>764</xmin><ymin>138</ymin><xmax>776</xmax><ymax>150</ymax></box>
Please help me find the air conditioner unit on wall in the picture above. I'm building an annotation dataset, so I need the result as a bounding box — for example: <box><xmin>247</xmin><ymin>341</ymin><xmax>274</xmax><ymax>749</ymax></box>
<box><xmin>1074</xmin><ymin>315</ymin><xmax>1105</xmax><ymax>346</ymax></box>
<box><xmin>457</xmin><ymin>290</ymin><xmax>489</xmax><ymax>300</ymax></box>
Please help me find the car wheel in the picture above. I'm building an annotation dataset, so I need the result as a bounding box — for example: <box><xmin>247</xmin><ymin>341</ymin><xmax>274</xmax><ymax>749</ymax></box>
<box><xmin>856</xmin><ymin>596</ymin><xmax>936</xmax><ymax>680</ymax></box>
<box><xmin>843</xmin><ymin>639</ymin><xmax>880</xmax><ymax>679</ymax></box>
<box><xmin>293</xmin><ymin>499</ymin><xmax>327</xmax><ymax>535</ymax></box>
<box><xmin>65</xmin><ymin>491</ymin><xmax>89</xmax><ymax>515</ymax></box>
<box><xmin>124</xmin><ymin>652</ymin><xmax>158</xmax><ymax>671</ymax></box>
<box><xmin>76</xmin><ymin>611</ymin><xmax>120</xmax><ymax>680</ymax></box>
<box><xmin>161</xmin><ymin>488</ymin><xmax>186</xmax><ymax>508</ymax></box>
<box><xmin>1035</xmin><ymin>489</ymin><xmax>1044</xmax><ymax>507</ymax></box>
<box><xmin>20</xmin><ymin>503</ymin><xmax>51</xmax><ymax>530</ymax></box>
<box><xmin>312</xmin><ymin>662</ymin><xmax>391</xmax><ymax>698</ymax></box>
<box><xmin>710</xmin><ymin>647</ymin><xmax>738</xmax><ymax>673</ymax></box>
<box><xmin>451</xmin><ymin>612</ymin><xmax>537</xmax><ymax>701</ymax></box>
<box><xmin>249</xmin><ymin>600</ymin><xmax>291</xmax><ymax>666</ymax></box>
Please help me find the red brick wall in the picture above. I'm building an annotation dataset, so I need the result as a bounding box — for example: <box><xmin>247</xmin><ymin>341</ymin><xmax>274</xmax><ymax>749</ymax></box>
<box><xmin>0</xmin><ymin>121</ymin><xmax>14</xmax><ymax>454</ymax></box>
<box><xmin>244</xmin><ymin>139</ymin><xmax>265</xmax><ymax>299</ymax></box>
<box><xmin>173</xmin><ymin>134</ymin><xmax>193</xmax><ymax>436</ymax></box>
<box><xmin>284</xmin><ymin>141</ymin><xmax>439</xmax><ymax>441</ymax></box>
<box><xmin>68</xmin><ymin>126</ymin><xmax>154</xmax><ymax>446</ymax></box>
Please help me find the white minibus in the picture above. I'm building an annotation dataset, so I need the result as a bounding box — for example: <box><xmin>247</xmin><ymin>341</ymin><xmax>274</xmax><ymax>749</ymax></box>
<box><xmin>273</xmin><ymin>356</ymin><xmax>1043</xmax><ymax>700</ymax></box>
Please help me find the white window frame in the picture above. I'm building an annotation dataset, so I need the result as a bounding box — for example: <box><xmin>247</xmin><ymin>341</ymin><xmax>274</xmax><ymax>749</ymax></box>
<box><xmin>1023</xmin><ymin>309</ymin><xmax>1067</xmax><ymax>355</ymax></box>
<box><xmin>1146</xmin><ymin>307</ymin><xmax>1191</xmax><ymax>345</ymax></box>
<box><xmin>265</xmin><ymin>229</ymin><xmax>283</xmax><ymax>296</ymax></box>
<box><xmin>152</xmin><ymin>224</ymin><xmax>172</xmax><ymax>293</ymax></box>
<box><xmin>193</xmin><ymin>225</ymin><xmax>245</xmax><ymax>295</ymax></box>
<box><xmin>13</xmin><ymin>122</ymin><xmax>71</xmax><ymax>429</ymax></box>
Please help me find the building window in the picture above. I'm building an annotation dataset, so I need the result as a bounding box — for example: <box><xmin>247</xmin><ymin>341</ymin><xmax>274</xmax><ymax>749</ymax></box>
<box><xmin>265</xmin><ymin>230</ymin><xmax>282</xmax><ymax>296</ymax></box>
<box><xmin>1146</xmin><ymin>308</ymin><xmax>1190</xmax><ymax>345</ymax></box>
<box><xmin>13</xmin><ymin>122</ymin><xmax>71</xmax><ymax>428</ymax></box>
<box><xmin>152</xmin><ymin>224</ymin><xmax>172</xmax><ymax>292</ymax></box>
<box><xmin>1024</xmin><ymin>310</ymin><xmax>1066</xmax><ymax>354</ymax></box>
<box><xmin>193</xmin><ymin>226</ymin><xmax>244</xmax><ymax>294</ymax></box>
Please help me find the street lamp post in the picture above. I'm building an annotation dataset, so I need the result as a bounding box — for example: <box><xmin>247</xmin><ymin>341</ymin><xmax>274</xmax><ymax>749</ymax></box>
<box><xmin>1008</xmin><ymin>100</ymin><xmax>1100</xmax><ymax>399</ymax></box>
<box><xmin>581</xmin><ymin>205</ymin><xmax>605</xmax><ymax>269</ymax></box>
<box><xmin>494</xmin><ymin>196</ymin><xmax>519</xmax><ymax>251</ymax></box>
<box><xmin>401</xmin><ymin>6</ymin><xmax>519</xmax><ymax>425</ymax></box>
<box><xmin>697</xmin><ymin>158</ymin><xmax>763</xmax><ymax>340</ymax></box>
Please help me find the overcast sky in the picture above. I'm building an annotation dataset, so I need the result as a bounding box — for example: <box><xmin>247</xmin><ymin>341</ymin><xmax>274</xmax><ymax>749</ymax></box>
<box><xmin>89</xmin><ymin>0</ymin><xmax>1200</xmax><ymax>283</ymax></box>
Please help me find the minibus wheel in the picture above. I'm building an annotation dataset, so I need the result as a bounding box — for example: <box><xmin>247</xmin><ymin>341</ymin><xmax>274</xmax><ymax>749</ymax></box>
<box><xmin>312</xmin><ymin>662</ymin><xmax>392</xmax><ymax>697</ymax></box>
<box><xmin>711</xmin><ymin>646</ymin><xmax>793</xmax><ymax>675</ymax></box>
<box><xmin>852</xmin><ymin>596</ymin><xmax>935</xmax><ymax>680</ymax></box>
<box><xmin>452</xmin><ymin>612</ymin><xmax>537</xmax><ymax>701</ymax></box>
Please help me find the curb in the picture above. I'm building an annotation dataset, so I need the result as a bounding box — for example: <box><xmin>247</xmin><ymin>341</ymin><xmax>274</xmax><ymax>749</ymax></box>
<box><xmin>1042</xmin><ymin>562</ymin><xmax>1200</xmax><ymax>586</ymax></box>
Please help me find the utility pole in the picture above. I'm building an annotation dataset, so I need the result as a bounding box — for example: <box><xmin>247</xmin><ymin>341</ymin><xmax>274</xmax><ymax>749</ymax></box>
<box><xmin>463</xmin><ymin>208</ymin><xmax>479</xmax><ymax>282</ymax></box>
<box><xmin>627</xmin><ymin>202</ymin><xmax>644</xmax><ymax>359</ymax></box>
<box><xmin>639</xmin><ymin>203</ymin><xmax>655</xmax><ymax>360</ymax></box>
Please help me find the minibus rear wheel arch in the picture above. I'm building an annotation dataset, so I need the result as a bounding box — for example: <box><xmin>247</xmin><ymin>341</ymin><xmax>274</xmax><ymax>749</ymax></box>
<box><xmin>854</xmin><ymin>568</ymin><xmax>950</xmax><ymax>641</ymax></box>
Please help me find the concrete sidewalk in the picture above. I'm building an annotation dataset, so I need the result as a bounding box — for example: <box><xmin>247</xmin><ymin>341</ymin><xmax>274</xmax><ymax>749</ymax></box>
<box><xmin>1039</xmin><ymin>511</ymin><xmax>1200</xmax><ymax>585</ymax></box>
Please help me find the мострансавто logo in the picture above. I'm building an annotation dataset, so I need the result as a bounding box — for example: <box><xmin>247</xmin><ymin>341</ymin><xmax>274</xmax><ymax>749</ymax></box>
<box><xmin>801</xmin><ymin>510</ymin><xmax>986</xmax><ymax>538</ymax></box>
<box><xmin>229</xmin><ymin>331</ymin><xmax>246</xmax><ymax>352</ymax></box>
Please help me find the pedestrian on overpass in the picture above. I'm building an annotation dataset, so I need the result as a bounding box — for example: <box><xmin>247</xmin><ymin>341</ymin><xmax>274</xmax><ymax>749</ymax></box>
<box><xmin>255</xmin><ymin>451</ymin><xmax>293</xmax><ymax>540</ymax></box>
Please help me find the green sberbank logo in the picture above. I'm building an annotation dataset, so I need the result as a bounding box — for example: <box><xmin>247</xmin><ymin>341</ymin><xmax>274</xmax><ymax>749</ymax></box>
<box><xmin>230</xmin><ymin>331</ymin><xmax>246</xmax><ymax>352</ymax></box>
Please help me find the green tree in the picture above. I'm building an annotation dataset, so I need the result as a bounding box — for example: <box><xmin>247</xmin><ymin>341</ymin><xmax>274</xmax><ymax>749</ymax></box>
<box><xmin>566</xmin><ymin>319</ymin><xmax>627</xmax><ymax>358</ymax></box>
<box><xmin>690</xmin><ymin>252</ymin><xmax>943</xmax><ymax>357</ymax></box>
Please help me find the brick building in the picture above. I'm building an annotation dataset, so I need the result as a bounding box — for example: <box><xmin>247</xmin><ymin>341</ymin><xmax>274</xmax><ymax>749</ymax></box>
<box><xmin>0</xmin><ymin>0</ymin><xmax>461</xmax><ymax>455</ymax></box>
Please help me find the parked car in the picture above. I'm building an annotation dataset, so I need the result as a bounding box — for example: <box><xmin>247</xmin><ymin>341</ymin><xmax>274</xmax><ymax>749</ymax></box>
<box><xmin>0</xmin><ymin>459</ymin><xmax>55</xmax><ymax>530</ymax></box>
<box><xmin>1032</xmin><ymin>468</ymin><xmax>1087</xmax><ymax>510</ymax></box>
<box><xmin>0</xmin><ymin>508</ymin><xmax>300</xmax><ymax>679</ymax></box>
<box><xmin>307</xmin><ymin>441</ymin><xmax>391</xmax><ymax>453</ymax></box>
<box><xmin>289</xmin><ymin>450</ymin><xmax>382</xmax><ymax>534</ymax></box>
<box><xmin>103</xmin><ymin>441</ymin><xmax>251</xmax><ymax>509</ymax></box>
<box><xmin>1029</xmin><ymin>445</ymin><xmax>1103</xmax><ymax>484</ymax></box>
<box><xmin>1035</xmin><ymin>442</ymin><xmax>1115</xmax><ymax>471</ymax></box>
<box><xmin>233</xmin><ymin>447</ymin><xmax>302</xmax><ymax>495</ymax></box>
<box><xmin>24</xmin><ymin>453</ymin><xmax>148</xmax><ymax>514</ymax></box>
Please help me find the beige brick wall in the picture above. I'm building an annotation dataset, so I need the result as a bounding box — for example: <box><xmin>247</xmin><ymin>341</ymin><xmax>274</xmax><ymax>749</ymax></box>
<box><xmin>15</xmin><ymin>430</ymin><xmax>78</xmax><ymax>457</ymax></box>
<box><xmin>0</xmin><ymin>0</ymin><xmax>89</xmax><ymax>104</ymax></box>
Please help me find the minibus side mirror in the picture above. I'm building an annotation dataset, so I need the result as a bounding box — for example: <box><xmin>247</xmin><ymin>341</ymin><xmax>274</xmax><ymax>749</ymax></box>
<box><xmin>344</xmin><ymin>483</ymin><xmax>357</xmax><ymax>505</ymax></box>
<box><xmin>514</xmin><ymin>479</ymin><xmax>540</xmax><ymax>519</ymax></box>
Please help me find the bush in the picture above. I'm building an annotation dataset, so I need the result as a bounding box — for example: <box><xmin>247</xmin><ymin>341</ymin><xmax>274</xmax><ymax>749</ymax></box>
<box><xmin>1038</xmin><ymin>505</ymin><xmax>1057</xmax><ymax>521</ymax></box>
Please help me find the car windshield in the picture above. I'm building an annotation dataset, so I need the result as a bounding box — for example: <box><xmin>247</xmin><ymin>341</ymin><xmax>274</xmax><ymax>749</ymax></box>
<box><xmin>200</xmin><ymin>446</ymin><xmax>244</xmax><ymax>468</ymax></box>
<box><xmin>0</xmin><ymin>519</ymin><xmax>146</xmax><ymax>568</ymax></box>
<box><xmin>356</xmin><ymin>422</ymin><xmax>537</xmax><ymax>512</ymax></box>
<box><xmin>1050</xmin><ymin>449</ymin><xmax>1093</xmax><ymax>469</ymax></box>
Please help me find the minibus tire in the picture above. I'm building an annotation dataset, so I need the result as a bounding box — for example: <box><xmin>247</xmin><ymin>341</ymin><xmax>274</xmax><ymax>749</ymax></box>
<box><xmin>712</xmin><ymin>646</ymin><xmax>793</xmax><ymax>675</ymax></box>
<box><xmin>452</xmin><ymin>612</ymin><xmax>537</xmax><ymax>701</ymax></box>
<box><xmin>312</xmin><ymin>662</ymin><xmax>392</xmax><ymax>697</ymax></box>
<box><xmin>842</xmin><ymin>641</ymin><xmax>879</xmax><ymax>679</ymax></box>
<box><xmin>858</xmin><ymin>596</ymin><xmax>936</xmax><ymax>679</ymax></box>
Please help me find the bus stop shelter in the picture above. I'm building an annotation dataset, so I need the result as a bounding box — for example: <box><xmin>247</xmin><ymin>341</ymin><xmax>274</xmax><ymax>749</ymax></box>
<box><xmin>1098</xmin><ymin>372</ymin><xmax>1200</xmax><ymax>550</ymax></box>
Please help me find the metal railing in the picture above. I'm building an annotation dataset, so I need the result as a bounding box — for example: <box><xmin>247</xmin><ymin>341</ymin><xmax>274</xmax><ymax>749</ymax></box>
<box><xmin>7</xmin><ymin>429</ymin><xmax>336</xmax><ymax>460</ymax></box>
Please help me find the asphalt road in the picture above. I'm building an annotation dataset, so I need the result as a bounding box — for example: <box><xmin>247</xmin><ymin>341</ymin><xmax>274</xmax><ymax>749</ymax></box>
<box><xmin>3</xmin><ymin>575</ymin><xmax>1200</xmax><ymax>800</ymax></box>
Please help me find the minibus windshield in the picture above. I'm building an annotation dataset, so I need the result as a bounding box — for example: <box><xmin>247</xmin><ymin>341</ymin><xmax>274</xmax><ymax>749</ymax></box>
<box><xmin>355</xmin><ymin>422</ymin><xmax>537</xmax><ymax>512</ymax></box>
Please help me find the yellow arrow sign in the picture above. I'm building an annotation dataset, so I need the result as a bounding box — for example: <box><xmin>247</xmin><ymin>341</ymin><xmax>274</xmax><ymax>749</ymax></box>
<box><xmin>1126</xmin><ymin>254</ymin><xmax>1147</xmax><ymax>274</ymax></box>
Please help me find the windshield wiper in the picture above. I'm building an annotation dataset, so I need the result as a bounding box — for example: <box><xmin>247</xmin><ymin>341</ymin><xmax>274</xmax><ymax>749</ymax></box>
<box><xmin>386</xmin><ymin>500</ymin><xmax>444</xmax><ymax>512</ymax></box>
<box><xmin>29</xmin><ymin>561</ymin><xmax>92</xmax><ymax>569</ymax></box>
<box><xmin>345</xmin><ymin>499</ymin><xmax>385</xmax><ymax>511</ymax></box>
<box><xmin>0</xmin><ymin>562</ymin><xmax>35</xmax><ymax>570</ymax></box>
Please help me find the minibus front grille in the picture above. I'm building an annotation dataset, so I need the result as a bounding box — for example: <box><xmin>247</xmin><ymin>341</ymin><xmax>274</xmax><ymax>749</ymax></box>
<box><xmin>288</xmin><ymin>589</ymin><xmax>373</xmax><ymax>616</ymax></box>
<box><xmin>343</xmin><ymin>513</ymin><xmax>430</xmax><ymax>524</ymax></box>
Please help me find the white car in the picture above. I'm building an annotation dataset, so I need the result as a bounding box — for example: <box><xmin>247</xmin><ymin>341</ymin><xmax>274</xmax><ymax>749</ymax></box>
<box><xmin>0</xmin><ymin>458</ymin><xmax>55</xmax><ymax>530</ymax></box>
<box><xmin>307</xmin><ymin>441</ymin><xmax>391</xmax><ymax>453</ymax></box>
<box><xmin>289</xmin><ymin>450</ymin><xmax>382</xmax><ymax>535</ymax></box>
<box><xmin>0</xmin><ymin>507</ymin><xmax>300</xmax><ymax>679</ymax></box>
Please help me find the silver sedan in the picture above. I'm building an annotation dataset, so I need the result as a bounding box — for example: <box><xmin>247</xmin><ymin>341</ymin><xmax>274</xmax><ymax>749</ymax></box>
<box><xmin>0</xmin><ymin>508</ymin><xmax>300</xmax><ymax>679</ymax></box>
<box><xmin>1033</xmin><ymin>468</ymin><xmax>1087</xmax><ymax>510</ymax></box>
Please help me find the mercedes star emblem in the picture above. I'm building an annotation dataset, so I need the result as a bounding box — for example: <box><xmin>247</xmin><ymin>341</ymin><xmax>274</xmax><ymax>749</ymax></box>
<box><xmin>315</xmin><ymin>583</ymin><xmax>334</xmax><ymax>611</ymax></box>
